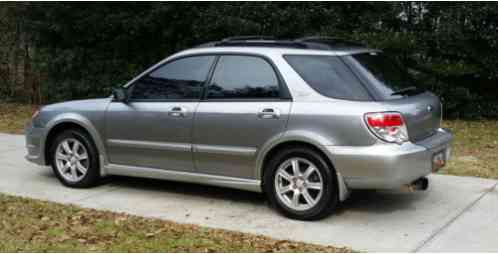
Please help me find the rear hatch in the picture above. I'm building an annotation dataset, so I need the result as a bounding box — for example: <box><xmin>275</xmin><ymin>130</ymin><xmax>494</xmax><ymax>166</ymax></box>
<box><xmin>382</xmin><ymin>92</ymin><xmax>441</xmax><ymax>142</ymax></box>
<box><xmin>343</xmin><ymin>52</ymin><xmax>441</xmax><ymax>142</ymax></box>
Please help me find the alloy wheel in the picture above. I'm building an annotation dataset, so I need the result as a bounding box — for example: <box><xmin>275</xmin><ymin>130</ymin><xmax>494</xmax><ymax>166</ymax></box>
<box><xmin>55</xmin><ymin>138</ymin><xmax>89</xmax><ymax>182</ymax></box>
<box><xmin>274</xmin><ymin>157</ymin><xmax>324</xmax><ymax>211</ymax></box>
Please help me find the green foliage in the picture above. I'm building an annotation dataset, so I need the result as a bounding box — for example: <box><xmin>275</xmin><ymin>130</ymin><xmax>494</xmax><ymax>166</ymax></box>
<box><xmin>1</xmin><ymin>2</ymin><xmax>497</xmax><ymax>118</ymax></box>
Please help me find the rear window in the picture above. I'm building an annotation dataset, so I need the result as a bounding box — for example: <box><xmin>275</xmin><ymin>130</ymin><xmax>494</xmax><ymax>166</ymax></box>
<box><xmin>347</xmin><ymin>52</ymin><xmax>422</xmax><ymax>100</ymax></box>
<box><xmin>284</xmin><ymin>55</ymin><xmax>371</xmax><ymax>101</ymax></box>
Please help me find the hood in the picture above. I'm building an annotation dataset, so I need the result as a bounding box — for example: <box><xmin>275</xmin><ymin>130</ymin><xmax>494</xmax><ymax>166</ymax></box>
<box><xmin>41</xmin><ymin>98</ymin><xmax>112</xmax><ymax>112</ymax></box>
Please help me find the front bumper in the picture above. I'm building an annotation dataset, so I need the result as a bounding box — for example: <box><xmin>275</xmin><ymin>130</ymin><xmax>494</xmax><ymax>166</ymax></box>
<box><xmin>25</xmin><ymin>123</ymin><xmax>45</xmax><ymax>165</ymax></box>
<box><xmin>327</xmin><ymin>128</ymin><xmax>453</xmax><ymax>190</ymax></box>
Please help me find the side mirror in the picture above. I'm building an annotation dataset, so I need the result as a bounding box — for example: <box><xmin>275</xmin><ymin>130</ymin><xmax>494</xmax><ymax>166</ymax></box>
<box><xmin>112</xmin><ymin>88</ymin><xmax>128</xmax><ymax>103</ymax></box>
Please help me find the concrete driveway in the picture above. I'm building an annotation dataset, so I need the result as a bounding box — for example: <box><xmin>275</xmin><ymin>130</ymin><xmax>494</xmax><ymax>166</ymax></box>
<box><xmin>1</xmin><ymin>133</ymin><xmax>497</xmax><ymax>252</ymax></box>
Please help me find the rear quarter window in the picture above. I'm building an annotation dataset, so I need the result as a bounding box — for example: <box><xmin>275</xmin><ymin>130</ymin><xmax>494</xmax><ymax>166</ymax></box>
<box><xmin>284</xmin><ymin>55</ymin><xmax>372</xmax><ymax>101</ymax></box>
<box><xmin>346</xmin><ymin>52</ymin><xmax>422</xmax><ymax>100</ymax></box>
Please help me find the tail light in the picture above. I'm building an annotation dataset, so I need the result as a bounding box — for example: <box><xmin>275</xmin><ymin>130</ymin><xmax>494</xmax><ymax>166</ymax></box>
<box><xmin>365</xmin><ymin>112</ymin><xmax>409</xmax><ymax>144</ymax></box>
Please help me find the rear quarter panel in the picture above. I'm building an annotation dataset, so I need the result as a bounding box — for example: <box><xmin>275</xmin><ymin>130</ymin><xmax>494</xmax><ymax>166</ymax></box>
<box><xmin>285</xmin><ymin>100</ymin><xmax>383</xmax><ymax>146</ymax></box>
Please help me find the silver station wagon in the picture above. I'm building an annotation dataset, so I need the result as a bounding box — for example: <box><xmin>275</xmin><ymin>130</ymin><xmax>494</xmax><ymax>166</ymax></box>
<box><xmin>25</xmin><ymin>37</ymin><xmax>453</xmax><ymax>220</ymax></box>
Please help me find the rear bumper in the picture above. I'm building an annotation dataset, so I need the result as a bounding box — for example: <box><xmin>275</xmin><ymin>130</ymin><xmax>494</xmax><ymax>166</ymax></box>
<box><xmin>25</xmin><ymin>123</ymin><xmax>46</xmax><ymax>165</ymax></box>
<box><xmin>327</xmin><ymin>128</ymin><xmax>453</xmax><ymax>189</ymax></box>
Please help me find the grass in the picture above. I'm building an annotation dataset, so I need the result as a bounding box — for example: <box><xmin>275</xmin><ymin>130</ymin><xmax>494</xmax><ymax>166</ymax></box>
<box><xmin>0</xmin><ymin>103</ymin><xmax>38</xmax><ymax>134</ymax></box>
<box><xmin>0</xmin><ymin>102</ymin><xmax>497</xmax><ymax>179</ymax></box>
<box><xmin>440</xmin><ymin>120</ymin><xmax>498</xmax><ymax>179</ymax></box>
<box><xmin>0</xmin><ymin>193</ymin><xmax>351</xmax><ymax>252</ymax></box>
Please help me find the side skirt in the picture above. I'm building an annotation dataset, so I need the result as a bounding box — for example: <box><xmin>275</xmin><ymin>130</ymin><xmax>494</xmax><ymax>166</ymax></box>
<box><xmin>104</xmin><ymin>163</ymin><xmax>262</xmax><ymax>193</ymax></box>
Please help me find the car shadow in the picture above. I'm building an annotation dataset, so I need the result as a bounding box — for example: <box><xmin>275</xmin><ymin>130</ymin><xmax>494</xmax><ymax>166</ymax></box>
<box><xmin>108</xmin><ymin>175</ymin><xmax>267</xmax><ymax>204</ymax></box>
<box><xmin>38</xmin><ymin>167</ymin><xmax>428</xmax><ymax>216</ymax></box>
<box><xmin>108</xmin><ymin>175</ymin><xmax>428</xmax><ymax>214</ymax></box>
<box><xmin>336</xmin><ymin>189</ymin><xmax>428</xmax><ymax>214</ymax></box>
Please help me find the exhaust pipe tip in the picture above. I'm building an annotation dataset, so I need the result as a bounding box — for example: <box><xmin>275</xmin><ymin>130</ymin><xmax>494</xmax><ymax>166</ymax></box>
<box><xmin>412</xmin><ymin>177</ymin><xmax>429</xmax><ymax>191</ymax></box>
<box><xmin>403</xmin><ymin>177</ymin><xmax>429</xmax><ymax>192</ymax></box>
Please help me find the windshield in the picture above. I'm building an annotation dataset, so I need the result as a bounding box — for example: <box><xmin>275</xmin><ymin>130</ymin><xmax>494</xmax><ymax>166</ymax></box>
<box><xmin>347</xmin><ymin>52</ymin><xmax>422</xmax><ymax>100</ymax></box>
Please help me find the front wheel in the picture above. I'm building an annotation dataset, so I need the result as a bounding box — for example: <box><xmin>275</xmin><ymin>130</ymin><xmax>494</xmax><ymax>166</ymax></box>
<box><xmin>264</xmin><ymin>147</ymin><xmax>339</xmax><ymax>220</ymax></box>
<box><xmin>49</xmin><ymin>129</ymin><xmax>101</xmax><ymax>188</ymax></box>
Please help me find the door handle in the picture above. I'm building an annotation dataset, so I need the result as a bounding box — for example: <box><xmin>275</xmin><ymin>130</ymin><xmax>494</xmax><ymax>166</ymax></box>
<box><xmin>258</xmin><ymin>108</ymin><xmax>280</xmax><ymax>119</ymax></box>
<box><xmin>168</xmin><ymin>106</ymin><xmax>188</xmax><ymax>117</ymax></box>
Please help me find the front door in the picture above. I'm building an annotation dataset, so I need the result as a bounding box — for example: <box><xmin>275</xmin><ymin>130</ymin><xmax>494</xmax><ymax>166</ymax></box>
<box><xmin>193</xmin><ymin>55</ymin><xmax>291</xmax><ymax>179</ymax></box>
<box><xmin>105</xmin><ymin>55</ymin><xmax>216</xmax><ymax>172</ymax></box>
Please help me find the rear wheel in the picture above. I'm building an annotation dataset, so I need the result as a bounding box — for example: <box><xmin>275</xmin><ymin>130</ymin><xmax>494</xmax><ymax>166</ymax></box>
<box><xmin>49</xmin><ymin>129</ymin><xmax>100</xmax><ymax>188</ymax></box>
<box><xmin>264</xmin><ymin>146</ymin><xmax>338</xmax><ymax>220</ymax></box>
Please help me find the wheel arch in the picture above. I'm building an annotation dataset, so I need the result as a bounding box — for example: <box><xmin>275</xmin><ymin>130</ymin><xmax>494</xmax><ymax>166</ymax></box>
<box><xmin>42</xmin><ymin>113</ymin><xmax>108</xmax><ymax>175</ymax></box>
<box><xmin>256</xmin><ymin>133</ymin><xmax>350</xmax><ymax>201</ymax></box>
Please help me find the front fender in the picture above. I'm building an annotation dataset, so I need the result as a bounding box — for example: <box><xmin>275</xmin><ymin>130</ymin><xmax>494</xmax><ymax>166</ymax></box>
<box><xmin>43</xmin><ymin>113</ymin><xmax>109</xmax><ymax>175</ymax></box>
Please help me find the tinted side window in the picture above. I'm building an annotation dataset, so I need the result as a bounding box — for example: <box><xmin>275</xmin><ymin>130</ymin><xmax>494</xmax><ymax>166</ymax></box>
<box><xmin>129</xmin><ymin>56</ymin><xmax>215</xmax><ymax>100</ymax></box>
<box><xmin>207</xmin><ymin>55</ymin><xmax>280</xmax><ymax>99</ymax></box>
<box><xmin>284</xmin><ymin>55</ymin><xmax>371</xmax><ymax>101</ymax></box>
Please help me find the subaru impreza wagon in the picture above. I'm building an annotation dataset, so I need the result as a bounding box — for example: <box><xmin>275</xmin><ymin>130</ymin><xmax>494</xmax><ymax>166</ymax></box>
<box><xmin>25</xmin><ymin>36</ymin><xmax>453</xmax><ymax>220</ymax></box>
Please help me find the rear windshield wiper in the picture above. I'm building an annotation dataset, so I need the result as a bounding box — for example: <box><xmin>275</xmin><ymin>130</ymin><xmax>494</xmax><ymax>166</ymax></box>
<box><xmin>391</xmin><ymin>86</ymin><xmax>423</xmax><ymax>96</ymax></box>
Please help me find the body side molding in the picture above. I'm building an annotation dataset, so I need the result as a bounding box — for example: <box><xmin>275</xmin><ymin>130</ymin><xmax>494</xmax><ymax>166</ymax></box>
<box><xmin>106</xmin><ymin>140</ymin><xmax>256</xmax><ymax>156</ymax></box>
<box><xmin>107</xmin><ymin>139</ymin><xmax>191</xmax><ymax>152</ymax></box>
<box><xmin>193</xmin><ymin>144</ymin><xmax>257</xmax><ymax>157</ymax></box>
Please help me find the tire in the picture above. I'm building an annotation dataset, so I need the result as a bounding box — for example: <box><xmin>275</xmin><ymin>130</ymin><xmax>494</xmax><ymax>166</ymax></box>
<box><xmin>49</xmin><ymin>128</ymin><xmax>100</xmax><ymax>188</ymax></box>
<box><xmin>264</xmin><ymin>146</ymin><xmax>339</xmax><ymax>220</ymax></box>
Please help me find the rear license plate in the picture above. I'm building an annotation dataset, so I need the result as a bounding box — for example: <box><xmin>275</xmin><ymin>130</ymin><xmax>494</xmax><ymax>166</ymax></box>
<box><xmin>432</xmin><ymin>150</ymin><xmax>446</xmax><ymax>172</ymax></box>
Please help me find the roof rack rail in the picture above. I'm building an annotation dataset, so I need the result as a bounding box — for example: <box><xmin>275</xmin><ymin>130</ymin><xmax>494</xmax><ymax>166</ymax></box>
<box><xmin>221</xmin><ymin>36</ymin><xmax>276</xmax><ymax>42</ymax></box>
<box><xmin>194</xmin><ymin>41</ymin><xmax>218</xmax><ymax>48</ymax></box>
<box><xmin>215</xmin><ymin>39</ymin><xmax>308</xmax><ymax>49</ymax></box>
<box><xmin>194</xmin><ymin>36</ymin><xmax>367</xmax><ymax>50</ymax></box>
<box><xmin>295</xmin><ymin>36</ymin><xmax>366</xmax><ymax>47</ymax></box>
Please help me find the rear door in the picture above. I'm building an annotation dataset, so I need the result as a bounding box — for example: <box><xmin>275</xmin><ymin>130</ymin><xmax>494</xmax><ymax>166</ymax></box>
<box><xmin>193</xmin><ymin>54</ymin><xmax>291</xmax><ymax>179</ymax></box>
